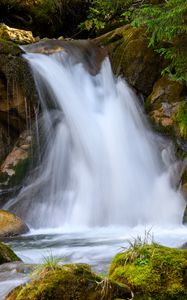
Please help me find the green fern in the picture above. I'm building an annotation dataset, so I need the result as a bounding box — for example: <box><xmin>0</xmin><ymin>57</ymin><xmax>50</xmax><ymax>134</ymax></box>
<box><xmin>132</xmin><ymin>0</ymin><xmax>187</xmax><ymax>82</ymax></box>
<box><xmin>79</xmin><ymin>0</ymin><xmax>134</xmax><ymax>33</ymax></box>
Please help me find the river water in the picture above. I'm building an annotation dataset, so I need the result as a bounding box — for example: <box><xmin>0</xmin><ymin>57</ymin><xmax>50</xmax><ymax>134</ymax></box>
<box><xmin>1</xmin><ymin>224</ymin><xmax>187</xmax><ymax>299</ymax></box>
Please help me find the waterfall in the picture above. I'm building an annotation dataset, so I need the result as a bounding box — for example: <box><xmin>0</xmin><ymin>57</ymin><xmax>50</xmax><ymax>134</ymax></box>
<box><xmin>5</xmin><ymin>49</ymin><xmax>185</xmax><ymax>228</ymax></box>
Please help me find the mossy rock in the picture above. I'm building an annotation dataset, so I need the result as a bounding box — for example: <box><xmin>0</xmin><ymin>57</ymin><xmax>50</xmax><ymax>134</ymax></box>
<box><xmin>6</xmin><ymin>263</ymin><xmax>132</xmax><ymax>300</ymax></box>
<box><xmin>94</xmin><ymin>25</ymin><xmax>163</xmax><ymax>96</ymax></box>
<box><xmin>0</xmin><ymin>242</ymin><xmax>21</xmax><ymax>264</ymax></box>
<box><xmin>0</xmin><ymin>39</ymin><xmax>21</xmax><ymax>55</ymax></box>
<box><xmin>109</xmin><ymin>243</ymin><xmax>187</xmax><ymax>300</ymax></box>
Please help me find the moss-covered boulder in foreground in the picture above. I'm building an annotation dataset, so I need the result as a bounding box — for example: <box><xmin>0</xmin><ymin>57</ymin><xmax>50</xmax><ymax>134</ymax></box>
<box><xmin>0</xmin><ymin>242</ymin><xmax>21</xmax><ymax>264</ymax></box>
<box><xmin>109</xmin><ymin>243</ymin><xmax>187</xmax><ymax>300</ymax></box>
<box><xmin>6</xmin><ymin>263</ymin><xmax>132</xmax><ymax>300</ymax></box>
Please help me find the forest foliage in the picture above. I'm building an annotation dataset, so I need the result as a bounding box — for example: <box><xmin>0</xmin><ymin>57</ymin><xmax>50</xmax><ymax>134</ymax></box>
<box><xmin>81</xmin><ymin>0</ymin><xmax>187</xmax><ymax>83</ymax></box>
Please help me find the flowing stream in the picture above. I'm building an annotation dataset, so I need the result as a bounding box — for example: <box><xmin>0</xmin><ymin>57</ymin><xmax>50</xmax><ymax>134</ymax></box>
<box><xmin>1</xmin><ymin>47</ymin><xmax>187</xmax><ymax>298</ymax></box>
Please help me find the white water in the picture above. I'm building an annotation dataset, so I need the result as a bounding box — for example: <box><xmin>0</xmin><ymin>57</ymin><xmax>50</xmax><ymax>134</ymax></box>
<box><xmin>5</xmin><ymin>51</ymin><xmax>185</xmax><ymax>228</ymax></box>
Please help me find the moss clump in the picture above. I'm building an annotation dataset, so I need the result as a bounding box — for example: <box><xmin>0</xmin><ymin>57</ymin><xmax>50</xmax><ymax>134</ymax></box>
<box><xmin>0</xmin><ymin>242</ymin><xmax>21</xmax><ymax>264</ymax></box>
<box><xmin>109</xmin><ymin>243</ymin><xmax>187</xmax><ymax>300</ymax></box>
<box><xmin>0</xmin><ymin>39</ymin><xmax>22</xmax><ymax>55</ymax></box>
<box><xmin>0</xmin><ymin>157</ymin><xmax>30</xmax><ymax>188</ymax></box>
<box><xmin>6</xmin><ymin>263</ymin><xmax>132</xmax><ymax>300</ymax></box>
<box><xmin>174</xmin><ymin>102</ymin><xmax>187</xmax><ymax>140</ymax></box>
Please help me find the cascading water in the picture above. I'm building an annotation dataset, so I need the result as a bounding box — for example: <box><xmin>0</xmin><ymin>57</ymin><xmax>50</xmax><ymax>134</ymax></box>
<box><xmin>4</xmin><ymin>48</ymin><xmax>185</xmax><ymax>229</ymax></box>
<box><xmin>2</xmin><ymin>45</ymin><xmax>187</xmax><ymax>300</ymax></box>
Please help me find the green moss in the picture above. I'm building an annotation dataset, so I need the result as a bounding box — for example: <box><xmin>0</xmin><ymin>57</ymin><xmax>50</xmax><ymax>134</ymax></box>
<box><xmin>174</xmin><ymin>102</ymin><xmax>187</xmax><ymax>140</ymax></box>
<box><xmin>0</xmin><ymin>157</ymin><xmax>30</xmax><ymax>188</ymax></box>
<box><xmin>109</xmin><ymin>243</ymin><xmax>187</xmax><ymax>300</ymax></box>
<box><xmin>0</xmin><ymin>242</ymin><xmax>21</xmax><ymax>264</ymax></box>
<box><xmin>9</xmin><ymin>157</ymin><xmax>30</xmax><ymax>186</ymax></box>
<box><xmin>6</xmin><ymin>263</ymin><xmax>132</xmax><ymax>300</ymax></box>
<box><xmin>0</xmin><ymin>39</ymin><xmax>21</xmax><ymax>55</ymax></box>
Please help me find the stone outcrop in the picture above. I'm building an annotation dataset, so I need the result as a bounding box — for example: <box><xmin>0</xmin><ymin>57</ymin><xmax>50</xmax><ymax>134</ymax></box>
<box><xmin>0</xmin><ymin>38</ymin><xmax>37</xmax><ymax>175</ymax></box>
<box><xmin>146</xmin><ymin>76</ymin><xmax>187</xmax><ymax>136</ymax></box>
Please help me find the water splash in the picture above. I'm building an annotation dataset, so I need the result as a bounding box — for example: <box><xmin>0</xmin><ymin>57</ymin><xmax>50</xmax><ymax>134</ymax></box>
<box><xmin>5</xmin><ymin>51</ymin><xmax>185</xmax><ymax>228</ymax></box>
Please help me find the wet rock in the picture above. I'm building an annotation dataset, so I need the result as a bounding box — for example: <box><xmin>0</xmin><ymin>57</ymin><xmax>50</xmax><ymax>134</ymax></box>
<box><xmin>146</xmin><ymin>76</ymin><xmax>187</xmax><ymax>135</ymax></box>
<box><xmin>109</xmin><ymin>243</ymin><xmax>187</xmax><ymax>300</ymax></box>
<box><xmin>0</xmin><ymin>242</ymin><xmax>21</xmax><ymax>264</ymax></box>
<box><xmin>0</xmin><ymin>39</ymin><xmax>37</xmax><ymax>134</ymax></box>
<box><xmin>22</xmin><ymin>39</ymin><xmax>107</xmax><ymax>75</ymax></box>
<box><xmin>0</xmin><ymin>23</ymin><xmax>35</xmax><ymax>44</ymax></box>
<box><xmin>0</xmin><ymin>130</ymin><xmax>32</xmax><ymax>189</ymax></box>
<box><xmin>0</xmin><ymin>38</ymin><xmax>37</xmax><ymax>170</ymax></box>
<box><xmin>94</xmin><ymin>25</ymin><xmax>163</xmax><ymax>95</ymax></box>
<box><xmin>0</xmin><ymin>209</ymin><xmax>28</xmax><ymax>237</ymax></box>
<box><xmin>6</xmin><ymin>263</ymin><xmax>132</xmax><ymax>300</ymax></box>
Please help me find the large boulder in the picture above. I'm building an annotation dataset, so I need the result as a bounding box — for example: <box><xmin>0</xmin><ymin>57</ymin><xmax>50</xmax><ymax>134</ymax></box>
<box><xmin>109</xmin><ymin>243</ymin><xmax>187</xmax><ymax>300</ymax></box>
<box><xmin>6</xmin><ymin>263</ymin><xmax>132</xmax><ymax>300</ymax></box>
<box><xmin>0</xmin><ymin>242</ymin><xmax>21</xmax><ymax>264</ymax></box>
<box><xmin>0</xmin><ymin>209</ymin><xmax>28</xmax><ymax>237</ymax></box>
<box><xmin>94</xmin><ymin>25</ymin><xmax>163</xmax><ymax>95</ymax></box>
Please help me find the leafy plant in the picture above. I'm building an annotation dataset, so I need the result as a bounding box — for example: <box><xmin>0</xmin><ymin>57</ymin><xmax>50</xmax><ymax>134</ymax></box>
<box><xmin>123</xmin><ymin>229</ymin><xmax>155</xmax><ymax>266</ymax></box>
<box><xmin>132</xmin><ymin>0</ymin><xmax>187</xmax><ymax>82</ymax></box>
<box><xmin>79</xmin><ymin>0</ymin><xmax>134</xmax><ymax>34</ymax></box>
<box><xmin>31</xmin><ymin>252</ymin><xmax>62</xmax><ymax>279</ymax></box>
